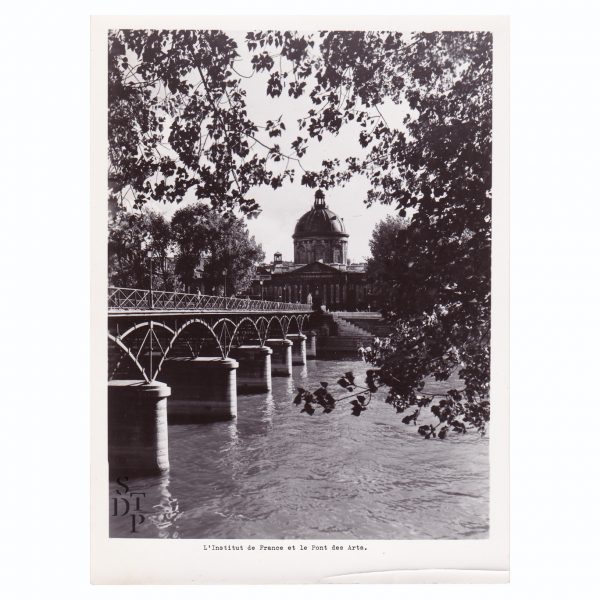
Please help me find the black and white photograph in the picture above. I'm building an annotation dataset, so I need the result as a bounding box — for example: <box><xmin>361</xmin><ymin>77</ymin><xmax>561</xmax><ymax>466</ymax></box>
<box><xmin>92</xmin><ymin>15</ymin><xmax>509</xmax><ymax>582</ymax></box>
<box><xmin>9</xmin><ymin>1</ymin><xmax>600</xmax><ymax>596</ymax></box>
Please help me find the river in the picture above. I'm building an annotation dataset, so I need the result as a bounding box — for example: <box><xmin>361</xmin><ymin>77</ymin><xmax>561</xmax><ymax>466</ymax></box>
<box><xmin>109</xmin><ymin>358</ymin><xmax>488</xmax><ymax>539</ymax></box>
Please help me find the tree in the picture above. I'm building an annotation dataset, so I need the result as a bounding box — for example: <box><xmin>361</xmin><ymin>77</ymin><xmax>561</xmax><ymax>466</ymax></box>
<box><xmin>366</xmin><ymin>215</ymin><xmax>409</xmax><ymax>310</ymax></box>
<box><xmin>108</xmin><ymin>30</ymin><xmax>299</xmax><ymax>216</ymax></box>
<box><xmin>248</xmin><ymin>30</ymin><xmax>492</xmax><ymax>436</ymax></box>
<box><xmin>170</xmin><ymin>202</ymin><xmax>264</xmax><ymax>295</ymax></box>
<box><xmin>108</xmin><ymin>209</ymin><xmax>175</xmax><ymax>290</ymax></box>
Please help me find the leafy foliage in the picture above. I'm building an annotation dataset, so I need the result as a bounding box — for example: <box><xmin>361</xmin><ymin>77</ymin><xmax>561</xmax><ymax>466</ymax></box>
<box><xmin>108</xmin><ymin>210</ymin><xmax>175</xmax><ymax>289</ymax></box>
<box><xmin>108</xmin><ymin>203</ymin><xmax>264</xmax><ymax>295</ymax></box>
<box><xmin>364</xmin><ymin>208</ymin><xmax>491</xmax><ymax>436</ymax></box>
<box><xmin>108</xmin><ymin>30</ymin><xmax>298</xmax><ymax>215</ymax></box>
<box><xmin>170</xmin><ymin>202</ymin><xmax>264</xmax><ymax>295</ymax></box>
<box><xmin>366</xmin><ymin>215</ymin><xmax>409</xmax><ymax>305</ymax></box>
<box><xmin>292</xmin><ymin>372</ymin><xmax>374</xmax><ymax>417</ymax></box>
<box><xmin>294</xmin><ymin>366</ymin><xmax>488</xmax><ymax>439</ymax></box>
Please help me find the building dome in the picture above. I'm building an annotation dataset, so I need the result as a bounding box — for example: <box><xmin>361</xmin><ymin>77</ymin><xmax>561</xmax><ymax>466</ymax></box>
<box><xmin>292</xmin><ymin>195</ymin><xmax>349</xmax><ymax>264</ymax></box>
<box><xmin>293</xmin><ymin>196</ymin><xmax>348</xmax><ymax>238</ymax></box>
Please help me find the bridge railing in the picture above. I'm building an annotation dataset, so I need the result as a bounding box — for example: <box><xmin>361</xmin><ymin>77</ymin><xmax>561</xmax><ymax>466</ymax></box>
<box><xmin>108</xmin><ymin>287</ymin><xmax>312</xmax><ymax>312</ymax></box>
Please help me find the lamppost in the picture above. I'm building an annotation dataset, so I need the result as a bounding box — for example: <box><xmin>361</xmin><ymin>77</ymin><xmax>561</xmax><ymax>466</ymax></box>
<box><xmin>259</xmin><ymin>279</ymin><xmax>264</xmax><ymax>300</ymax></box>
<box><xmin>141</xmin><ymin>237</ymin><xmax>154</xmax><ymax>309</ymax></box>
<box><xmin>222</xmin><ymin>268</ymin><xmax>228</xmax><ymax>297</ymax></box>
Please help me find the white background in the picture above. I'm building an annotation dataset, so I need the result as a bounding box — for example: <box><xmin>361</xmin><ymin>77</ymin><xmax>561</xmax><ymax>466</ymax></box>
<box><xmin>1</xmin><ymin>0</ymin><xmax>599</xmax><ymax>598</ymax></box>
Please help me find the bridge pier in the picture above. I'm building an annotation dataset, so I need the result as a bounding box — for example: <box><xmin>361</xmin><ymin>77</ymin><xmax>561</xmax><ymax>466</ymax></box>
<box><xmin>286</xmin><ymin>333</ymin><xmax>307</xmax><ymax>365</ymax></box>
<box><xmin>161</xmin><ymin>357</ymin><xmax>239</xmax><ymax>422</ymax></box>
<box><xmin>265</xmin><ymin>339</ymin><xmax>293</xmax><ymax>376</ymax></box>
<box><xmin>229</xmin><ymin>345</ymin><xmax>272</xmax><ymax>393</ymax></box>
<box><xmin>305</xmin><ymin>330</ymin><xmax>317</xmax><ymax>359</ymax></box>
<box><xmin>108</xmin><ymin>380</ymin><xmax>170</xmax><ymax>475</ymax></box>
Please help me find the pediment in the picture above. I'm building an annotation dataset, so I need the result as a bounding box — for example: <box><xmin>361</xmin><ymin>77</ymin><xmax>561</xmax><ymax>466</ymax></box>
<box><xmin>290</xmin><ymin>261</ymin><xmax>342</xmax><ymax>275</ymax></box>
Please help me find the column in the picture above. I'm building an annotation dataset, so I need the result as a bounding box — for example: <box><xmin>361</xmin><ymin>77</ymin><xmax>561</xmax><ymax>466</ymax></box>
<box><xmin>286</xmin><ymin>333</ymin><xmax>307</xmax><ymax>365</ymax></box>
<box><xmin>229</xmin><ymin>345</ymin><xmax>272</xmax><ymax>393</ymax></box>
<box><xmin>108</xmin><ymin>379</ymin><xmax>170</xmax><ymax>475</ymax></box>
<box><xmin>305</xmin><ymin>330</ymin><xmax>318</xmax><ymax>359</ymax></box>
<box><xmin>265</xmin><ymin>339</ymin><xmax>293</xmax><ymax>376</ymax></box>
<box><xmin>161</xmin><ymin>357</ymin><xmax>239</xmax><ymax>422</ymax></box>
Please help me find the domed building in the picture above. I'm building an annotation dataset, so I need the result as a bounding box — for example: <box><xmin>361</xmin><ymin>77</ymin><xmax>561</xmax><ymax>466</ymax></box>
<box><xmin>248</xmin><ymin>195</ymin><xmax>372</xmax><ymax>310</ymax></box>
<box><xmin>293</xmin><ymin>196</ymin><xmax>348</xmax><ymax>265</ymax></box>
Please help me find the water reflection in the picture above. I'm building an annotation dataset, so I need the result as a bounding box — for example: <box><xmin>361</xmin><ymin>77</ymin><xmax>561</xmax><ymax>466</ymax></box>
<box><xmin>224</xmin><ymin>419</ymin><xmax>239</xmax><ymax>450</ymax></box>
<box><xmin>263</xmin><ymin>392</ymin><xmax>274</xmax><ymax>425</ymax></box>
<box><xmin>147</xmin><ymin>474</ymin><xmax>182</xmax><ymax>538</ymax></box>
<box><xmin>283</xmin><ymin>374</ymin><xmax>295</xmax><ymax>395</ymax></box>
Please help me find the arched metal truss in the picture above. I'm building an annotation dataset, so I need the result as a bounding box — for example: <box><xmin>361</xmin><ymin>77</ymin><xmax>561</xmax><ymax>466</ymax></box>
<box><xmin>108</xmin><ymin>310</ymin><xmax>311</xmax><ymax>383</ymax></box>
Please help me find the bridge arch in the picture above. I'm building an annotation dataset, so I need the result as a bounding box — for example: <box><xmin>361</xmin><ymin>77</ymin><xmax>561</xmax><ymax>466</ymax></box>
<box><xmin>286</xmin><ymin>314</ymin><xmax>306</xmax><ymax>335</ymax></box>
<box><xmin>108</xmin><ymin>320</ymin><xmax>183</xmax><ymax>382</ymax></box>
<box><xmin>254</xmin><ymin>316</ymin><xmax>270</xmax><ymax>345</ymax></box>
<box><xmin>230</xmin><ymin>317</ymin><xmax>263</xmax><ymax>349</ymax></box>
<box><xmin>108</xmin><ymin>333</ymin><xmax>150</xmax><ymax>382</ymax></box>
<box><xmin>152</xmin><ymin>317</ymin><xmax>228</xmax><ymax>379</ymax></box>
<box><xmin>264</xmin><ymin>315</ymin><xmax>286</xmax><ymax>340</ymax></box>
<box><xmin>210</xmin><ymin>317</ymin><xmax>239</xmax><ymax>357</ymax></box>
<box><xmin>116</xmin><ymin>320</ymin><xmax>176</xmax><ymax>341</ymax></box>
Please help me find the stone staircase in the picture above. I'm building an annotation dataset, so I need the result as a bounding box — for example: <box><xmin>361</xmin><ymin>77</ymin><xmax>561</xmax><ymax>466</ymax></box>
<box><xmin>316</xmin><ymin>312</ymin><xmax>378</xmax><ymax>356</ymax></box>
<box><xmin>331</xmin><ymin>313</ymin><xmax>375</xmax><ymax>338</ymax></box>
<box><xmin>336</xmin><ymin>313</ymin><xmax>391</xmax><ymax>338</ymax></box>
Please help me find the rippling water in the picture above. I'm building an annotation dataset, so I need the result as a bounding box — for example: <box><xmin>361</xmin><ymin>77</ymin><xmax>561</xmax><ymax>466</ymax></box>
<box><xmin>109</xmin><ymin>359</ymin><xmax>488</xmax><ymax>539</ymax></box>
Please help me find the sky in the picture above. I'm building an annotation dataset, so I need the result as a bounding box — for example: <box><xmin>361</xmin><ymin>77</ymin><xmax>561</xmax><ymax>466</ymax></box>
<box><xmin>148</xmin><ymin>30</ymin><xmax>409</xmax><ymax>263</ymax></box>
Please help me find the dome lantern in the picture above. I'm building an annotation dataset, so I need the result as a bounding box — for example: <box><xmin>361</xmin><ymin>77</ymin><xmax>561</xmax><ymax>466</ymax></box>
<box><xmin>314</xmin><ymin>189</ymin><xmax>327</xmax><ymax>209</ymax></box>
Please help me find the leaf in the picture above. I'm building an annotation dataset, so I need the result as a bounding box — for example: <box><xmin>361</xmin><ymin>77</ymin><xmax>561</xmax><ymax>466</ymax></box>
<box><xmin>401</xmin><ymin>410</ymin><xmax>419</xmax><ymax>425</ymax></box>
<box><xmin>417</xmin><ymin>425</ymin><xmax>430</xmax><ymax>437</ymax></box>
<box><xmin>337</xmin><ymin>377</ymin><xmax>350</xmax><ymax>389</ymax></box>
<box><xmin>301</xmin><ymin>402</ymin><xmax>315</xmax><ymax>415</ymax></box>
<box><xmin>167</xmin><ymin>79</ymin><xmax>178</xmax><ymax>94</ymax></box>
